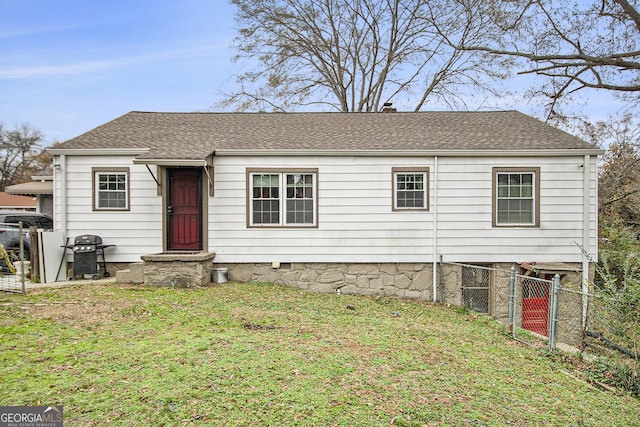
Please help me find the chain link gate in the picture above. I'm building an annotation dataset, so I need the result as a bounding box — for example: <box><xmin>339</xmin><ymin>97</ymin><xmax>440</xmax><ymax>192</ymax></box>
<box><xmin>461</xmin><ymin>264</ymin><xmax>490</xmax><ymax>314</ymax></box>
<box><xmin>510</xmin><ymin>270</ymin><xmax>560</xmax><ymax>348</ymax></box>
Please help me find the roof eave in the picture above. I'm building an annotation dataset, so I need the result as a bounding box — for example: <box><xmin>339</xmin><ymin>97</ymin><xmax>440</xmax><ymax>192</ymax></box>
<box><xmin>131</xmin><ymin>158</ymin><xmax>209</xmax><ymax>167</ymax></box>
<box><xmin>213</xmin><ymin>148</ymin><xmax>605</xmax><ymax>157</ymax></box>
<box><xmin>5</xmin><ymin>181</ymin><xmax>53</xmax><ymax>195</ymax></box>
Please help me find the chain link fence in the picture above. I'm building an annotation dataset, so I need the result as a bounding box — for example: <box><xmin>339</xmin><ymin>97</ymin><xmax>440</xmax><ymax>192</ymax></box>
<box><xmin>447</xmin><ymin>262</ymin><xmax>589</xmax><ymax>351</ymax></box>
<box><xmin>0</xmin><ymin>222</ymin><xmax>27</xmax><ymax>294</ymax></box>
<box><xmin>452</xmin><ymin>263</ymin><xmax>640</xmax><ymax>363</ymax></box>
<box><xmin>585</xmin><ymin>293</ymin><xmax>639</xmax><ymax>361</ymax></box>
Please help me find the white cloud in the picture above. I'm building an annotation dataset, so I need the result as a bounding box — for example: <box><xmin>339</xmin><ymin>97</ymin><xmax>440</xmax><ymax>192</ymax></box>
<box><xmin>0</xmin><ymin>44</ymin><xmax>230</xmax><ymax>79</ymax></box>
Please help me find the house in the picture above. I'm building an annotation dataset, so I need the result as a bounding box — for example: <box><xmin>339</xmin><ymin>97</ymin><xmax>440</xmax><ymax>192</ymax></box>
<box><xmin>0</xmin><ymin>192</ymin><xmax>36</xmax><ymax>211</ymax></box>
<box><xmin>48</xmin><ymin>110</ymin><xmax>603</xmax><ymax>316</ymax></box>
<box><xmin>5</xmin><ymin>172</ymin><xmax>54</xmax><ymax>217</ymax></box>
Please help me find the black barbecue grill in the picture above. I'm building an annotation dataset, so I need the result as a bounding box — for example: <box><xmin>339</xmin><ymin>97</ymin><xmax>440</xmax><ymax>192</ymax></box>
<box><xmin>64</xmin><ymin>235</ymin><xmax>114</xmax><ymax>280</ymax></box>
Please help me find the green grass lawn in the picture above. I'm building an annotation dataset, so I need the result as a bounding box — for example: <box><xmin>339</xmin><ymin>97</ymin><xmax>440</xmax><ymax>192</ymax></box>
<box><xmin>1</xmin><ymin>282</ymin><xmax>638</xmax><ymax>426</ymax></box>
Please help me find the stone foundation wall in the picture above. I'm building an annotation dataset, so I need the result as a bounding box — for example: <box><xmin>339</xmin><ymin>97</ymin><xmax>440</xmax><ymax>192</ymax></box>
<box><xmin>222</xmin><ymin>262</ymin><xmax>437</xmax><ymax>300</ymax></box>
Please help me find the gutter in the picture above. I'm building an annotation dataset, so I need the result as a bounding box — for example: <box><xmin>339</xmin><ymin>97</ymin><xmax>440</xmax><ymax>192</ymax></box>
<box><xmin>213</xmin><ymin>148</ymin><xmax>605</xmax><ymax>157</ymax></box>
<box><xmin>132</xmin><ymin>158</ymin><xmax>209</xmax><ymax>167</ymax></box>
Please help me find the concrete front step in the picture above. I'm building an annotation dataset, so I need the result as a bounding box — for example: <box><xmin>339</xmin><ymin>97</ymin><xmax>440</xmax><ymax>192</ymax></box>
<box><xmin>115</xmin><ymin>262</ymin><xmax>144</xmax><ymax>283</ymax></box>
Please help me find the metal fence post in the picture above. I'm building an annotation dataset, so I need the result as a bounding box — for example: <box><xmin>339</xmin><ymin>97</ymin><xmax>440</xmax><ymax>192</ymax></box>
<box><xmin>548</xmin><ymin>274</ymin><xmax>560</xmax><ymax>350</ymax></box>
<box><xmin>509</xmin><ymin>265</ymin><xmax>516</xmax><ymax>338</ymax></box>
<box><xmin>19</xmin><ymin>222</ymin><xmax>25</xmax><ymax>295</ymax></box>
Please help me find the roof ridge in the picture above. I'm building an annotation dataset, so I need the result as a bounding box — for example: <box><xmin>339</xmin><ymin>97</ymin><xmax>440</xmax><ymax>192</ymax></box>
<box><xmin>127</xmin><ymin>109</ymin><xmax>520</xmax><ymax>115</ymax></box>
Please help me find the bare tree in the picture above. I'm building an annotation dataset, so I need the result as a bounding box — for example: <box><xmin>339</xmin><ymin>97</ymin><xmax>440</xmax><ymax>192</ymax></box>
<box><xmin>593</xmin><ymin>115</ymin><xmax>640</xmax><ymax>228</ymax></box>
<box><xmin>222</xmin><ymin>0</ymin><xmax>509</xmax><ymax>112</ymax></box>
<box><xmin>0</xmin><ymin>123</ymin><xmax>45</xmax><ymax>191</ymax></box>
<box><xmin>461</xmin><ymin>0</ymin><xmax>640</xmax><ymax>119</ymax></box>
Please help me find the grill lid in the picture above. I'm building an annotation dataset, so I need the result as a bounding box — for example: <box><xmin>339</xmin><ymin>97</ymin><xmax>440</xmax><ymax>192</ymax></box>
<box><xmin>74</xmin><ymin>234</ymin><xmax>103</xmax><ymax>245</ymax></box>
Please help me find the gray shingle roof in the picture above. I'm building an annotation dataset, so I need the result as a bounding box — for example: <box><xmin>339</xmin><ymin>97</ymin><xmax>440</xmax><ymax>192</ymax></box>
<box><xmin>54</xmin><ymin>110</ymin><xmax>600</xmax><ymax>160</ymax></box>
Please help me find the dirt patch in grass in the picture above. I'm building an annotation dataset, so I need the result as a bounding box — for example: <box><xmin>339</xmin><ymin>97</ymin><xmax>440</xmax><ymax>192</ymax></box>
<box><xmin>0</xmin><ymin>284</ymin><xmax>144</xmax><ymax>328</ymax></box>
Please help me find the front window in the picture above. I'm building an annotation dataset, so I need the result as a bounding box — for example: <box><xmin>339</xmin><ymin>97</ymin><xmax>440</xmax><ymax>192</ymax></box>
<box><xmin>393</xmin><ymin>168</ymin><xmax>429</xmax><ymax>210</ymax></box>
<box><xmin>493</xmin><ymin>167</ymin><xmax>539</xmax><ymax>227</ymax></box>
<box><xmin>93</xmin><ymin>168</ymin><xmax>129</xmax><ymax>211</ymax></box>
<box><xmin>249</xmin><ymin>169</ymin><xmax>317</xmax><ymax>227</ymax></box>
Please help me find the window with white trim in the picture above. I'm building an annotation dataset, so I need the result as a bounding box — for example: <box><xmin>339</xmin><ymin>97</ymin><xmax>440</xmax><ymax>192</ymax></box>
<box><xmin>93</xmin><ymin>168</ymin><xmax>129</xmax><ymax>211</ymax></box>
<box><xmin>249</xmin><ymin>170</ymin><xmax>317</xmax><ymax>227</ymax></box>
<box><xmin>393</xmin><ymin>168</ymin><xmax>429</xmax><ymax>210</ymax></box>
<box><xmin>493</xmin><ymin>167</ymin><xmax>539</xmax><ymax>226</ymax></box>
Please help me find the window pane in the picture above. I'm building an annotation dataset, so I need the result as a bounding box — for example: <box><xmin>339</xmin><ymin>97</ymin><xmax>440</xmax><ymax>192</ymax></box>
<box><xmin>252</xmin><ymin>174</ymin><xmax>280</xmax><ymax>224</ymax></box>
<box><xmin>253</xmin><ymin>200</ymin><xmax>280</xmax><ymax>224</ymax></box>
<box><xmin>495</xmin><ymin>172</ymin><xmax>535</xmax><ymax>225</ymax></box>
<box><xmin>285</xmin><ymin>174</ymin><xmax>314</xmax><ymax>224</ymax></box>
<box><xmin>286</xmin><ymin>199</ymin><xmax>313</xmax><ymax>224</ymax></box>
<box><xmin>396</xmin><ymin>172</ymin><xmax>426</xmax><ymax>209</ymax></box>
<box><xmin>96</xmin><ymin>172</ymin><xmax>127</xmax><ymax>209</ymax></box>
<box><xmin>521</xmin><ymin>200</ymin><xmax>533</xmax><ymax>222</ymax></box>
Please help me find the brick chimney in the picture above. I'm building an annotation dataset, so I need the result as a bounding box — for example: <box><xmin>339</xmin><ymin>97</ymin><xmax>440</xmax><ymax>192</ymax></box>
<box><xmin>381</xmin><ymin>102</ymin><xmax>397</xmax><ymax>113</ymax></box>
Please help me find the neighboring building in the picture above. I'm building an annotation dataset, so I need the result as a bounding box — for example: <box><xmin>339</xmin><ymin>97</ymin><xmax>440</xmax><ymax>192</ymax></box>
<box><xmin>5</xmin><ymin>174</ymin><xmax>54</xmax><ymax>217</ymax></box>
<box><xmin>0</xmin><ymin>192</ymin><xmax>36</xmax><ymax>211</ymax></box>
<box><xmin>48</xmin><ymin>111</ymin><xmax>603</xmax><ymax>317</ymax></box>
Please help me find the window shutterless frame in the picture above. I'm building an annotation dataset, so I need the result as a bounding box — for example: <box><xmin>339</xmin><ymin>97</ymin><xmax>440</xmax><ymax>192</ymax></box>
<box><xmin>392</xmin><ymin>167</ymin><xmax>429</xmax><ymax>211</ymax></box>
<box><xmin>492</xmin><ymin>167</ymin><xmax>540</xmax><ymax>227</ymax></box>
<box><xmin>92</xmin><ymin>167</ymin><xmax>130</xmax><ymax>211</ymax></box>
<box><xmin>246</xmin><ymin>168</ymin><xmax>318</xmax><ymax>228</ymax></box>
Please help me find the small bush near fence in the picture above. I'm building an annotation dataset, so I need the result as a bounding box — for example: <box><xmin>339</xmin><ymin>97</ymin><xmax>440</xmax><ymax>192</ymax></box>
<box><xmin>585</xmin><ymin>275</ymin><xmax>640</xmax><ymax>396</ymax></box>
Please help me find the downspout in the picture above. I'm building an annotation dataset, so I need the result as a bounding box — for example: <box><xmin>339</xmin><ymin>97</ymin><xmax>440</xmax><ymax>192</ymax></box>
<box><xmin>581</xmin><ymin>154</ymin><xmax>591</xmax><ymax>326</ymax></box>
<box><xmin>56</xmin><ymin>154</ymin><xmax>67</xmax><ymax>237</ymax></box>
<box><xmin>432</xmin><ymin>156</ymin><xmax>438</xmax><ymax>302</ymax></box>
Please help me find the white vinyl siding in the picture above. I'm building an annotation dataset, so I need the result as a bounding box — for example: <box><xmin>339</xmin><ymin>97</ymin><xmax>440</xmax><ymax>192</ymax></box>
<box><xmin>55</xmin><ymin>156</ymin><xmax>162</xmax><ymax>263</ymax></box>
<box><xmin>54</xmin><ymin>153</ymin><xmax>599</xmax><ymax>266</ymax></box>
<box><xmin>435</xmin><ymin>158</ymin><xmax>597</xmax><ymax>262</ymax></box>
<box><xmin>210</xmin><ymin>156</ymin><xmax>598</xmax><ymax>264</ymax></box>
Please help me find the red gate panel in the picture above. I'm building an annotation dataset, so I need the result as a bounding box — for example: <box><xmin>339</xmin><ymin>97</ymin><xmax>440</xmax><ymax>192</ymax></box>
<box><xmin>522</xmin><ymin>280</ymin><xmax>549</xmax><ymax>336</ymax></box>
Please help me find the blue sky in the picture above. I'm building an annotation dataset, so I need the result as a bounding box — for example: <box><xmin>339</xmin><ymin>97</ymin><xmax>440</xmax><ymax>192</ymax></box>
<box><xmin>0</xmin><ymin>0</ymin><xmax>627</xmax><ymax>147</ymax></box>
<box><xmin>1</xmin><ymin>0</ymin><xmax>237</xmax><ymax>144</ymax></box>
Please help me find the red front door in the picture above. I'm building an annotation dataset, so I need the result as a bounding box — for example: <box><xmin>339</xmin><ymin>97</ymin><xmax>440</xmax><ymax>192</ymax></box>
<box><xmin>522</xmin><ymin>279</ymin><xmax>550</xmax><ymax>336</ymax></box>
<box><xmin>167</xmin><ymin>168</ymin><xmax>202</xmax><ymax>251</ymax></box>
